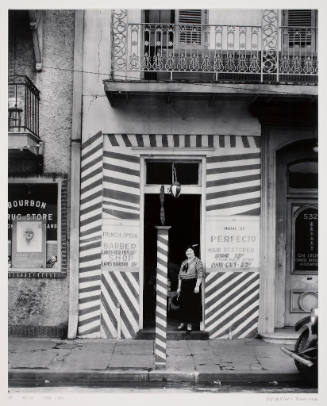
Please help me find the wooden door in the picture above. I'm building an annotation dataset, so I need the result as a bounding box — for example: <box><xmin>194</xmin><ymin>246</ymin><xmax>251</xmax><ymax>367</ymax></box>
<box><xmin>276</xmin><ymin>139</ymin><xmax>318</xmax><ymax>326</ymax></box>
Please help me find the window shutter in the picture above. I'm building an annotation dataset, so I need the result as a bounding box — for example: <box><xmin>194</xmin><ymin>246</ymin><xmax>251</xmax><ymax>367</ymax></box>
<box><xmin>287</xmin><ymin>10</ymin><xmax>314</xmax><ymax>27</ymax></box>
<box><xmin>178</xmin><ymin>9</ymin><xmax>206</xmax><ymax>45</ymax></box>
<box><xmin>283</xmin><ymin>10</ymin><xmax>316</xmax><ymax>49</ymax></box>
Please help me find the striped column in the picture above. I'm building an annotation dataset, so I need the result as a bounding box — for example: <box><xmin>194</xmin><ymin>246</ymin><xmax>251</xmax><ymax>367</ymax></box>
<box><xmin>154</xmin><ymin>226</ymin><xmax>171</xmax><ymax>369</ymax></box>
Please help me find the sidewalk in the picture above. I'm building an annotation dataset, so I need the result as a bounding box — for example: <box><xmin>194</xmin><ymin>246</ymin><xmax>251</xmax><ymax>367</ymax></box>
<box><xmin>8</xmin><ymin>337</ymin><xmax>305</xmax><ymax>388</ymax></box>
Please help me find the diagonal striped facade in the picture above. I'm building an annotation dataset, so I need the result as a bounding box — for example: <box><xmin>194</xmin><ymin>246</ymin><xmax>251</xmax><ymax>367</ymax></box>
<box><xmin>78</xmin><ymin>133</ymin><xmax>262</xmax><ymax>340</ymax></box>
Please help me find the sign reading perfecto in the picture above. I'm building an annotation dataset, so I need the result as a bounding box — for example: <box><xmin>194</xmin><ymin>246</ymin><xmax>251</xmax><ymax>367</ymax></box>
<box><xmin>102</xmin><ymin>220</ymin><xmax>140</xmax><ymax>271</ymax></box>
<box><xmin>206</xmin><ymin>216</ymin><xmax>260</xmax><ymax>270</ymax></box>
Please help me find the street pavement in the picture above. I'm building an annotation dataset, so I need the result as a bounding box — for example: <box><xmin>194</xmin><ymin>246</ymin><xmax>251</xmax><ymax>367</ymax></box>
<box><xmin>8</xmin><ymin>337</ymin><xmax>317</xmax><ymax>389</ymax></box>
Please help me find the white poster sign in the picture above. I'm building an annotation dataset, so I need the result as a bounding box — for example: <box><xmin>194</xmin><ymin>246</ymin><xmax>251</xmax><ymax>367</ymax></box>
<box><xmin>206</xmin><ymin>216</ymin><xmax>260</xmax><ymax>271</ymax></box>
<box><xmin>102</xmin><ymin>220</ymin><xmax>140</xmax><ymax>272</ymax></box>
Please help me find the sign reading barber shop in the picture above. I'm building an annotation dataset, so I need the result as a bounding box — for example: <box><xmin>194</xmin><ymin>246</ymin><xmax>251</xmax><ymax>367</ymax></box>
<box><xmin>102</xmin><ymin>220</ymin><xmax>140</xmax><ymax>272</ymax></box>
<box><xmin>206</xmin><ymin>216</ymin><xmax>260</xmax><ymax>270</ymax></box>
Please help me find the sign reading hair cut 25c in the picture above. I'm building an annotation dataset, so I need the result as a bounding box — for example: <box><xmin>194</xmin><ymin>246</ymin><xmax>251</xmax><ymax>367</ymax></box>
<box><xmin>206</xmin><ymin>216</ymin><xmax>260</xmax><ymax>270</ymax></box>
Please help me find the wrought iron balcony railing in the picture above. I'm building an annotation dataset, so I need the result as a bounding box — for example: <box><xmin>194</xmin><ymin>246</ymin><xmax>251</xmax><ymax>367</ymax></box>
<box><xmin>114</xmin><ymin>23</ymin><xmax>317</xmax><ymax>84</ymax></box>
<box><xmin>8</xmin><ymin>75</ymin><xmax>40</xmax><ymax>137</ymax></box>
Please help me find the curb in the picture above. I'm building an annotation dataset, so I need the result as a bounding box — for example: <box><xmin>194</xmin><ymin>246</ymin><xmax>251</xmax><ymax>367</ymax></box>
<box><xmin>9</xmin><ymin>369</ymin><xmax>307</xmax><ymax>388</ymax></box>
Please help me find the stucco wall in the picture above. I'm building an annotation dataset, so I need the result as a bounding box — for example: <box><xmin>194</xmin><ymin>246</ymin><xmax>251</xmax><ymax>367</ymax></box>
<box><xmin>8</xmin><ymin>10</ymin><xmax>74</xmax><ymax>332</ymax></box>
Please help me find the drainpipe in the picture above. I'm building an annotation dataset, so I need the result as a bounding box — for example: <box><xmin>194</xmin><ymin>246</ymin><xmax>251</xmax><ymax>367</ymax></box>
<box><xmin>68</xmin><ymin>10</ymin><xmax>84</xmax><ymax>339</ymax></box>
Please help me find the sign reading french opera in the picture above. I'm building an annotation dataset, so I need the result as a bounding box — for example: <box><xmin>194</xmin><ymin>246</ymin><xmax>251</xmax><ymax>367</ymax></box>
<box><xmin>206</xmin><ymin>216</ymin><xmax>260</xmax><ymax>270</ymax></box>
<box><xmin>102</xmin><ymin>220</ymin><xmax>140</xmax><ymax>272</ymax></box>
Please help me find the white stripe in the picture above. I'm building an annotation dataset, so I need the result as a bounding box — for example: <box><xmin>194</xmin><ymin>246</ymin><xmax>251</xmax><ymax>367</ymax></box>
<box><xmin>125</xmin><ymin>134</ymin><xmax>138</xmax><ymax>147</ymax></box>
<box><xmin>81</xmin><ymin>172</ymin><xmax>103</xmax><ymax>190</ymax></box>
<box><xmin>120</xmin><ymin>318</ymin><xmax>130</xmax><ymax>338</ymax></box>
<box><xmin>206</xmin><ymin>158</ymin><xmax>260</xmax><ymax>170</ymax></box>
<box><xmin>248</xmin><ymin>136</ymin><xmax>260</xmax><ymax>149</ymax></box>
<box><xmin>207</xmin><ymin>289</ymin><xmax>259</xmax><ymax>333</ymax></box>
<box><xmin>79</xmin><ymin>290</ymin><xmax>101</xmax><ymax>300</ymax></box>
<box><xmin>80</xmin><ymin>208</ymin><xmax>102</xmax><ymax>222</ymax></box>
<box><xmin>156</xmin><ymin>135</ymin><xmax>163</xmax><ymax>147</ymax></box>
<box><xmin>78</xmin><ymin>298</ymin><xmax>101</xmax><ymax>311</ymax></box>
<box><xmin>80</xmin><ymin>231</ymin><xmax>102</xmax><ymax>243</ymax></box>
<box><xmin>202</xmin><ymin>134</ymin><xmax>209</xmax><ymax>148</ymax></box>
<box><xmin>211</xmin><ymin>299</ymin><xmax>259</xmax><ymax>338</ymax></box>
<box><xmin>79</xmin><ymin>279</ymin><xmax>101</xmax><ymax>290</ymax></box>
<box><xmin>224</xmin><ymin>135</ymin><xmax>231</xmax><ymax>148</ymax></box>
<box><xmin>103</xmin><ymin>197</ymin><xmax>139</xmax><ymax>210</ymax></box>
<box><xmin>103</xmin><ymin>156</ymin><xmax>140</xmax><ymax>172</ymax></box>
<box><xmin>103</xmin><ymin>169</ymin><xmax>140</xmax><ymax>184</ymax></box>
<box><xmin>155</xmin><ymin>349</ymin><xmax>166</xmax><ymax>361</ymax></box>
<box><xmin>208</xmin><ymin>145</ymin><xmax>259</xmax><ymax>156</ymax></box>
<box><xmin>232</xmin><ymin>309</ymin><xmax>259</xmax><ymax>336</ymax></box>
<box><xmin>82</xmin><ymin>135</ymin><xmax>103</xmax><ymax>157</ymax></box>
<box><xmin>101</xmin><ymin>285</ymin><xmax>119</xmax><ymax>337</ymax></box>
<box><xmin>125</xmin><ymin>272</ymin><xmax>139</xmax><ymax>294</ymax></box>
<box><xmin>103</xmin><ymin>201</ymin><xmax>139</xmax><ymax>214</ymax></box>
<box><xmin>103</xmin><ymin>182</ymin><xmax>139</xmax><ymax>195</ymax></box>
<box><xmin>101</xmin><ymin>310</ymin><xmax>116</xmax><ymax>338</ymax></box>
<box><xmin>78</xmin><ymin>319</ymin><xmax>100</xmax><ymax>334</ymax></box>
<box><xmin>167</xmin><ymin>134</ymin><xmax>174</xmax><ymax>147</ymax></box>
<box><xmin>208</xmin><ymin>203</ymin><xmax>260</xmax><ymax>216</ymax></box>
<box><xmin>81</xmin><ymin>159</ymin><xmax>103</xmax><ymax>179</ymax></box>
<box><xmin>115</xmin><ymin>272</ymin><xmax>139</xmax><ymax>313</ymax></box>
<box><xmin>80</xmin><ymin>219</ymin><xmax>102</xmax><ymax>233</ymax></box>
<box><xmin>207</xmin><ymin>168</ymin><xmax>260</xmax><ymax>182</ymax></box>
<box><xmin>205</xmin><ymin>272</ymin><xmax>246</xmax><ymax>305</ymax></box>
<box><xmin>206</xmin><ymin>190</ymin><xmax>260</xmax><ymax>207</ymax></box>
<box><xmin>80</xmin><ymin>183</ymin><xmax>103</xmax><ymax>200</ymax></box>
<box><xmin>141</xmin><ymin>134</ymin><xmax>150</xmax><ymax>147</ymax></box>
<box><xmin>157</xmin><ymin>306</ymin><xmax>166</xmax><ymax>317</ymax></box>
<box><xmin>79</xmin><ymin>258</ymin><xmax>102</xmax><ymax>269</ymax></box>
<box><xmin>156</xmin><ymin>317</ymin><xmax>166</xmax><ymax>328</ymax></box>
<box><xmin>79</xmin><ymin>309</ymin><xmax>101</xmax><ymax>322</ymax></box>
<box><xmin>205</xmin><ymin>276</ymin><xmax>259</xmax><ymax>323</ymax></box>
<box><xmin>82</xmin><ymin>148</ymin><xmax>103</xmax><ymax>169</ymax></box>
<box><xmin>80</xmin><ymin>247</ymin><xmax>101</xmax><ymax>258</ymax></box>
<box><xmin>79</xmin><ymin>272</ymin><xmax>101</xmax><ymax>281</ymax></box>
<box><xmin>156</xmin><ymin>295</ymin><xmax>167</xmax><ymax>306</ymax></box>
<box><xmin>190</xmin><ymin>135</ymin><xmax>196</xmax><ymax>147</ymax></box>
<box><xmin>104</xmin><ymin>274</ymin><xmax>138</xmax><ymax>332</ymax></box>
<box><xmin>207</xmin><ymin>179</ymin><xmax>261</xmax><ymax>195</ymax></box>
<box><xmin>235</xmin><ymin>136</ymin><xmax>245</xmax><ymax>149</ymax></box>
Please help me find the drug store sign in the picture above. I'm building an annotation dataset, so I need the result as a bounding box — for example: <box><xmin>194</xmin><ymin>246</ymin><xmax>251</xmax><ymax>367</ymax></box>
<box><xmin>206</xmin><ymin>216</ymin><xmax>260</xmax><ymax>270</ymax></box>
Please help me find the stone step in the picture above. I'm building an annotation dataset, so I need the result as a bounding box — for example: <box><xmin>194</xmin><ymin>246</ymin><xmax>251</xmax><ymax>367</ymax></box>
<box><xmin>136</xmin><ymin>329</ymin><xmax>209</xmax><ymax>340</ymax></box>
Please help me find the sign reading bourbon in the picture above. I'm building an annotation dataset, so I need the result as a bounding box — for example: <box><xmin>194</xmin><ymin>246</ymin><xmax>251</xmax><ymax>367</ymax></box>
<box><xmin>294</xmin><ymin>207</ymin><xmax>318</xmax><ymax>272</ymax></box>
<box><xmin>206</xmin><ymin>216</ymin><xmax>260</xmax><ymax>270</ymax></box>
<box><xmin>102</xmin><ymin>220</ymin><xmax>140</xmax><ymax>272</ymax></box>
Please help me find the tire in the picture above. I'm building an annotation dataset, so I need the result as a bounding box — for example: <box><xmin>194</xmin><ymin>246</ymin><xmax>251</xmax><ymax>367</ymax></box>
<box><xmin>294</xmin><ymin>329</ymin><xmax>317</xmax><ymax>379</ymax></box>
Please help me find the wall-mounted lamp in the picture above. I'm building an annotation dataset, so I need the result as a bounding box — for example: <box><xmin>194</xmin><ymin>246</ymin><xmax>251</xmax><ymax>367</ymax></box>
<box><xmin>169</xmin><ymin>162</ymin><xmax>181</xmax><ymax>198</ymax></box>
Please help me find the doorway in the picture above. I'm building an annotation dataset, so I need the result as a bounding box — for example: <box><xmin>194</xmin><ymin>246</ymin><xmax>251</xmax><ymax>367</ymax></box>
<box><xmin>143</xmin><ymin>194</ymin><xmax>201</xmax><ymax>328</ymax></box>
<box><xmin>276</xmin><ymin>139</ymin><xmax>318</xmax><ymax>327</ymax></box>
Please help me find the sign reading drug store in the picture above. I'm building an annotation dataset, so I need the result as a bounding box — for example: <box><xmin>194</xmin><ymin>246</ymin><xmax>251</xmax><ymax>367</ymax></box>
<box><xmin>102</xmin><ymin>220</ymin><xmax>140</xmax><ymax>272</ymax></box>
<box><xmin>206</xmin><ymin>216</ymin><xmax>260</xmax><ymax>270</ymax></box>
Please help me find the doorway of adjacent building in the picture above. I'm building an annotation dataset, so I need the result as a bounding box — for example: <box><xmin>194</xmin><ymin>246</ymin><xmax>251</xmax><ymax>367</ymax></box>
<box><xmin>276</xmin><ymin>139</ymin><xmax>318</xmax><ymax>327</ymax></box>
<box><xmin>143</xmin><ymin>194</ymin><xmax>201</xmax><ymax>328</ymax></box>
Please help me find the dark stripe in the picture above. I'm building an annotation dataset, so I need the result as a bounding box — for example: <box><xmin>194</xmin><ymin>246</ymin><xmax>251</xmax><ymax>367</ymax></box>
<box><xmin>79</xmin><ymin>253</ymin><xmax>101</xmax><ymax>264</ymax></box>
<box><xmin>101</xmin><ymin>317</ymin><xmax>111</xmax><ymax>338</ymax></box>
<box><xmin>240</xmin><ymin>207</ymin><xmax>261</xmax><ymax>216</ymax></box>
<box><xmin>104</xmin><ymin>150</ymin><xmax>140</xmax><ymax>164</ymax></box>
<box><xmin>156</xmin><ymin>312</ymin><xmax>166</xmax><ymax>325</ymax></box>
<box><xmin>157</xmin><ymin>257</ymin><xmax>168</xmax><ymax>269</ymax></box>
<box><xmin>214</xmin><ymin>304</ymin><xmax>259</xmax><ymax>338</ymax></box>
<box><xmin>121</xmin><ymin>134</ymin><xmax>132</xmax><ymax>147</ymax></box>
<box><xmin>79</xmin><ymin>275</ymin><xmax>101</xmax><ymax>284</ymax></box>
<box><xmin>230</xmin><ymin>135</ymin><xmax>236</xmax><ymax>147</ymax></box>
<box><xmin>80</xmin><ymin>241</ymin><xmax>102</xmax><ymax>253</ymax></box>
<box><xmin>103</xmin><ymin>188</ymin><xmax>140</xmax><ymax>204</ymax></box>
<box><xmin>110</xmin><ymin>272</ymin><xmax>139</xmax><ymax>321</ymax></box>
<box><xmin>78</xmin><ymin>315</ymin><xmax>100</xmax><ymax>327</ymax></box>
<box><xmin>136</xmin><ymin>134</ymin><xmax>144</xmax><ymax>147</ymax></box>
<box><xmin>185</xmin><ymin>135</ymin><xmax>190</xmax><ymax>147</ymax></box>
<box><xmin>120</xmin><ymin>307</ymin><xmax>136</xmax><ymax>337</ymax></box>
<box><xmin>162</xmin><ymin>134</ymin><xmax>168</xmax><ymax>147</ymax></box>
<box><xmin>104</xmin><ymin>175</ymin><xmax>139</xmax><ymax>189</ymax></box>
<box><xmin>103</xmin><ymin>208</ymin><xmax>139</xmax><ymax>220</ymax></box>
<box><xmin>80</xmin><ymin>201</ymin><xmax>102</xmax><ymax>216</ymax></box>
<box><xmin>101</xmin><ymin>290</ymin><xmax>117</xmax><ymax>330</ymax></box>
<box><xmin>103</xmin><ymin>162</ymin><xmax>140</xmax><ymax>177</ymax></box>
<box><xmin>157</xmin><ymin>235</ymin><xmax>168</xmax><ymax>244</ymax></box>
<box><xmin>79</xmin><ymin>264</ymin><xmax>101</xmax><ymax>273</ymax></box>
<box><xmin>206</xmin><ymin>185</ymin><xmax>261</xmax><ymax>200</ymax></box>
<box><xmin>233</xmin><ymin>316</ymin><xmax>258</xmax><ymax>339</ymax></box>
<box><xmin>79</xmin><ymin>294</ymin><xmax>101</xmax><ymax>304</ymax></box>
<box><xmin>121</xmin><ymin>272</ymin><xmax>139</xmax><ymax>301</ymax></box>
<box><xmin>206</xmin><ymin>174</ymin><xmax>261</xmax><ymax>188</ymax></box>
<box><xmin>79</xmin><ymin>304</ymin><xmax>100</xmax><ymax>316</ymax></box>
<box><xmin>104</xmin><ymin>199</ymin><xmax>139</xmax><ymax>212</ymax></box>
<box><xmin>80</xmin><ymin>190</ymin><xmax>103</xmax><ymax>206</ymax></box>
<box><xmin>206</xmin><ymin>278</ymin><xmax>259</xmax><ymax>320</ymax></box>
<box><xmin>108</xmin><ymin>134</ymin><xmax>119</xmax><ymax>146</ymax></box>
<box><xmin>81</xmin><ymin>166</ymin><xmax>103</xmax><ymax>184</ymax></box>
<box><xmin>206</xmin><ymin>197</ymin><xmax>260</xmax><ymax>211</ymax></box>
<box><xmin>207</xmin><ymin>152</ymin><xmax>260</xmax><ymax>163</ymax></box>
<box><xmin>81</xmin><ymin>131</ymin><xmax>102</xmax><ymax>150</ymax></box>
<box><xmin>82</xmin><ymin>142</ymin><xmax>103</xmax><ymax>162</ymax></box>
<box><xmin>80</xmin><ymin>213</ymin><xmax>102</xmax><ymax>228</ymax></box>
<box><xmin>102</xmin><ymin>274</ymin><xmax>119</xmax><ymax>308</ymax></box>
<box><xmin>254</xmin><ymin>137</ymin><xmax>261</xmax><ymax>148</ymax></box>
<box><xmin>242</xmin><ymin>136</ymin><xmax>250</xmax><ymax>148</ymax></box>
<box><xmin>80</xmin><ymin>178</ymin><xmax>102</xmax><ymax>195</ymax></box>
<box><xmin>219</xmin><ymin>135</ymin><xmax>225</xmax><ymax>148</ymax></box>
<box><xmin>78</xmin><ymin>325</ymin><xmax>101</xmax><ymax>335</ymax></box>
<box><xmin>206</xmin><ymin>271</ymin><xmax>245</xmax><ymax>300</ymax></box>
<box><xmin>79</xmin><ymin>284</ymin><xmax>100</xmax><ymax>294</ymax></box>
<box><xmin>207</xmin><ymin>294</ymin><xmax>259</xmax><ymax>332</ymax></box>
<box><xmin>79</xmin><ymin>225</ymin><xmax>102</xmax><ymax>238</ymax></box>
<box><xmin>196</xmin><ymin>135</ymin><xmax>201</xmax><ymax>147</ymax></box>
<box><xmin>206</xmin><ymin>273</ymin><xmax>248</xmax><ymax>308</ymax></box>
<box><xmin>81</xmin><ymin>155</ymin><xmax>103</xmax><ymax>173</ymax></box>
<box><xmin>207</xmin><ymin>163</ymin><xmax>261</xmax><ymax>175</ymax></box>
<box><xmin>208</xmin><ymin>134</ymin><xmax>214</xmax><ymax>147</ymax></box>
<box><xmin>149</xmin><ymin>134</ymin><xmax>157</xmax><ymax>147</ymax></box>
<box><xmin>173</xmin><ymin>134</ymin><xmax>180</xmax><ymax>147</ymax></box>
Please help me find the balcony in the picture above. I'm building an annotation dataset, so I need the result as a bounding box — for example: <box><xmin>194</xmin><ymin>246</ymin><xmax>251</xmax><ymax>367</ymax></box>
<box><xmin>111</xmin><ymin>23</ymin><xmax>317</xmax><ymax>85</ymax></box>
<box><xmin>8</xmin><ymin>75</ymin><xmax>41</xmax><ymax>156</ymax></box>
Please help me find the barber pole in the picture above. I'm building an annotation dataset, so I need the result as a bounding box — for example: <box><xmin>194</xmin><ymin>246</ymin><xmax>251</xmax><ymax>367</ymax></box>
<box><xmin>154</xmin><ymin>226</ymin><xmax>171</xmax><ymax>369</ymax></box>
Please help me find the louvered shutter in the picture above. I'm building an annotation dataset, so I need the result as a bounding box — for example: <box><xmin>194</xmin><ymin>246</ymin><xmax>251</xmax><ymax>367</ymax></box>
<box><xmin>177</xmin><ymin>9</ymin><xmax>207</xmax><ymax>45</ymax></box>
<box><xmin>283</xmin><ymin>10</ymin><xmax>316</xmax><ymax>49</ymax></box>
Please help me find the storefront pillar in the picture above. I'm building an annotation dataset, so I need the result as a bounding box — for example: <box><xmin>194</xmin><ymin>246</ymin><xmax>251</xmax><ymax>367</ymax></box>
<box><xmin>154</xmin><ymin>225</ymin><xmax>171</xmax><ymax>369</ymax></box>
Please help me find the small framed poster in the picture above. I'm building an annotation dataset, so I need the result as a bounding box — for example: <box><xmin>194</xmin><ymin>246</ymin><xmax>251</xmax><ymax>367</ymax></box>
<box><xmin>12</xmin><ymin>217</ymin><xmax>46</xmax><ymax>268</ymax></box>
